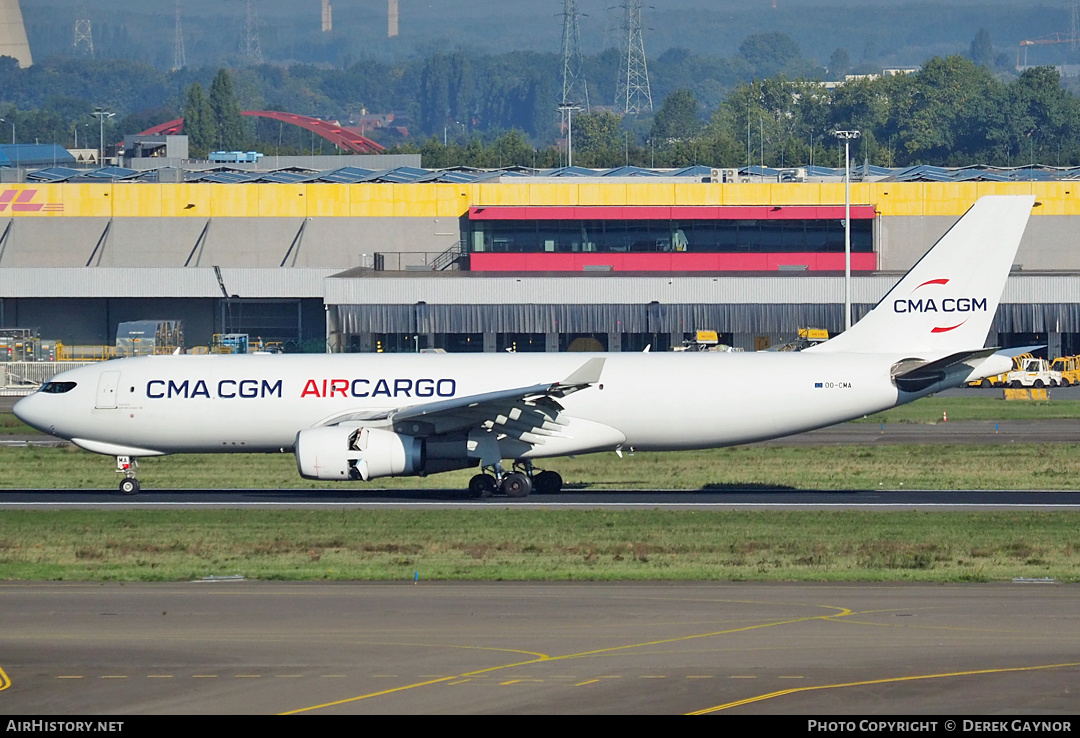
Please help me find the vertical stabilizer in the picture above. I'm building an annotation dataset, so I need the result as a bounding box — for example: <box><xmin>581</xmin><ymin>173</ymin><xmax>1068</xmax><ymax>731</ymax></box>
<box><xmin>811</xmin><ymin>195</ymin><xmax>1035</xmax><ymax>356</ymax></box>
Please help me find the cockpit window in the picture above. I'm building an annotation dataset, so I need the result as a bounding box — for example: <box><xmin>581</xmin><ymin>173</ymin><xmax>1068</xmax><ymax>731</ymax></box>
<box><xmin>39</xmin><ymin>381</ymin><xmax>77</xmax><ymax>394</ymax></box>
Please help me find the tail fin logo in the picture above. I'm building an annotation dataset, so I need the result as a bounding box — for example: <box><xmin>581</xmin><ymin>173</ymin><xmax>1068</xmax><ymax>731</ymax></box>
<box><xmin>892</xmin><ymin>277</ymin><xmax>987</xmax><ymax>333</ymax></box>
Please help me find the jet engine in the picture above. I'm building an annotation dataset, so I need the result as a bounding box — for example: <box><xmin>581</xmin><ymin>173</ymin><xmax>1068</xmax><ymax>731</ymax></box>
<box><xmin>295</xmin><ymin>426</ymin><xmax>423</xmax><ymax>481</ymax></box>
<box><xmin>295</xmin><ymin>427</ymin><xmax>478</xmax><ymax>481</ymax></box>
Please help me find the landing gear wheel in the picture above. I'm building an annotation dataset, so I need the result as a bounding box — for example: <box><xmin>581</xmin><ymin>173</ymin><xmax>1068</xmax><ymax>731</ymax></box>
<box><xmin>533</xmin><ymin>470</ymin><xmax>563</xmax><ymax>495</ymax></box>
<box><xmin>119</xmin><ymin>478</ymin><xmax>140</xmax><ymax>495</ymax></box>
<box><xmin>468</xmin><ymin>474</ymin><xmax>497</xmax><ymax>498</ymax></box>
<box><xmin>500</xmin><ymin>472</ymin><xmax>532</xmax><ymax>498</ymax></box>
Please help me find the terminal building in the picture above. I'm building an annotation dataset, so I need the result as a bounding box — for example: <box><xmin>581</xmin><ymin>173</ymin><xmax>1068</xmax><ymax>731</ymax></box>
<box><xmin>1</xmin><ymin>160</ymin><xmax>1079</xmax><ymax>357</ymax></box>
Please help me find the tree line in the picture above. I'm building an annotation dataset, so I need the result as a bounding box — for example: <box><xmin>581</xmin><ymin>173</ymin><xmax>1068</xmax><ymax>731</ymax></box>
<box><xmin>3</xmin><ymin>39</ymin><xmax>1080</xmax><ymax>169</ymax></box>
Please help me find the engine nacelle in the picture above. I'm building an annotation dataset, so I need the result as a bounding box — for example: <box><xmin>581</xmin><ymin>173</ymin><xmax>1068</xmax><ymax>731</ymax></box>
<box><xmin>295</xmin><ymin>426</ymin><xmax>423</xmax><ymax>481</ymax></box>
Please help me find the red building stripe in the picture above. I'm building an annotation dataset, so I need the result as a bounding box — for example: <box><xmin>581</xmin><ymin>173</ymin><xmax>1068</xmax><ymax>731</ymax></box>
<box><xmin>468</xmin><ymin>205</ymin><xmax>877</xmax><ymax>220</ymax></box>
<box><xmin>469</xmin><ymin>252</ymin><xmax>878</xmax><ymax>272</ymax></box>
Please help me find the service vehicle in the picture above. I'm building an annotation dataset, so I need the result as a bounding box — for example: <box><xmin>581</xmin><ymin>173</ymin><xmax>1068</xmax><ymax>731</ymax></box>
<box><xmin>1006</xmin><ymin>357</ymin><xmax>1062</xmax><ymax>388</ymax></box>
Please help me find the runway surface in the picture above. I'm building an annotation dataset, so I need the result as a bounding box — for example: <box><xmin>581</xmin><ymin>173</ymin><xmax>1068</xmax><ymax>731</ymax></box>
<box><xmin>1</xmin><ymin>581</ymin><xmax>1077</xmax><ymax>715</ymax></box>
<box><xmin>2</xmin><ymin>488</ymin><xmax>1080</xmax><ymax>510</ymax></box>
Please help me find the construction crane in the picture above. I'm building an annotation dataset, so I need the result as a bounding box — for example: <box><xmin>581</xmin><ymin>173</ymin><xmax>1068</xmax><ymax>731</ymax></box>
<box><xmin>1017</xmin><ymin>3</ymin><xmax>1080</xmax><ymax>68</ymax></box>
<box><xmin>1016</xmin><ymin>33</ymin><xmax>1080</xmax><ymax>68</ymax></box>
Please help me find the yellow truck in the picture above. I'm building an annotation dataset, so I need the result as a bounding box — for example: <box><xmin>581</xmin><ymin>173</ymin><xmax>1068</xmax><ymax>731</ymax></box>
<box><xmin>1050</xmin><ymin>355</ymin><xmax>1080</xmax><ymax>387</ymax></box>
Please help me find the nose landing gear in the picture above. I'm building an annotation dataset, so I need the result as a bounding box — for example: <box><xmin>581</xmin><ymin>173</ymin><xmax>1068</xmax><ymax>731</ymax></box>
<box><xmin>116</xmin><ymin>456</ymin><xmax>141</xmax><ymax>495</ymax></box>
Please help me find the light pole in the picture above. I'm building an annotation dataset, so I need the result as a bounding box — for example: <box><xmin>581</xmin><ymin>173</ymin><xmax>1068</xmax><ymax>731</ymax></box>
<box><xmin>558</xmin><ymin>102</ymin><xmax>581</xmax><ymax>168</ymax></box>
<box><xmin>833</xmin><ymin>129</ymin><xmax>861</xmax><ymax>332</ymax></box>
<box><xmin>93</xmin><ymin>108</ymin><xmax>115</xmax><ymax>166</ymax></box>
<box><xmin>0</xmin><ymin>118</ymin><xmax>13</xmax><ymax>145</ymax></box>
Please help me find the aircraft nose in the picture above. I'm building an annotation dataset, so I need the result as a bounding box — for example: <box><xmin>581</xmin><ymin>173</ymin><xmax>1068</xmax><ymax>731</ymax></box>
<box><xmin>13</xmin><ymin>393</ymin><xmax>52</xmax><ymax>434</ymax></box>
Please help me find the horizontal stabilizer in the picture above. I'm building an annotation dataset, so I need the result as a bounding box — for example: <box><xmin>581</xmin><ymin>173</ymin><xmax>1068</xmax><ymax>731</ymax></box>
<box><xmin>891</xmin><ymin>348</ymin><xmax>998</xmax><ymax>392</ymax></box>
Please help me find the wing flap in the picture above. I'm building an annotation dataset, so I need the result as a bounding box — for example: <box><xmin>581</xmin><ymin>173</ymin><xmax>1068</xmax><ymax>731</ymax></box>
<box><xmin>323</xmin><ymin>358</ymin><xmax>606</xmax><ymax>440</ymax></box>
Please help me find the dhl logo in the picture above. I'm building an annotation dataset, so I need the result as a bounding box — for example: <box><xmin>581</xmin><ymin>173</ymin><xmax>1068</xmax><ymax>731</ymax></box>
<box><xmin>0</xmin><ymin>189</ymin><xmax>63</xmax><ymax>213</ymax></box>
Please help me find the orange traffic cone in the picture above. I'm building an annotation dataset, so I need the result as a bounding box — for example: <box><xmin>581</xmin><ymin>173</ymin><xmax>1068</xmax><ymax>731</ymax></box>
<box><xmin>943</xmin><ymin>410</ymin><xmax>948</xmax><ymax>422</ymax></box>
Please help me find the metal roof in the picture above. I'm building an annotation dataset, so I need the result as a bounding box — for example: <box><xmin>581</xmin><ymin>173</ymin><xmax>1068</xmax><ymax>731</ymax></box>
<box><xmin>0</xmin><ymin>268</ymin><xmax>338</xmax><ymax>298</ymax></box>
<box><xmin>16</xmin><ymin>160</ymin><xmax>1080</xmax><ymax>184</ymax></box>
<box><xmin>0</xmin><ymin>144</ymin><xmax>75</xmax><ymax>169</ymax></box>
<box><xmin>28</xmin><ymin>165</ymin><xmax>145</xmax><ymax>183</ymax></box>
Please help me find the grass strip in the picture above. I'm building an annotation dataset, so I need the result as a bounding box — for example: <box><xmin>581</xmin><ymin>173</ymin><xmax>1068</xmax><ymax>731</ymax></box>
<box><xmin>2</xmin><ymin>443</ymin><xmax>1079</xmax><ymax>491</ymax></box>
<box><xmin>856</xmin><ymin>397</ymin><xmax>1080</xmax><ymax>423</ymax></box>
<box><xmin>0</xmin><ymin>509</ymin><xmax>1076</xmax><ymax>583</ymax></box>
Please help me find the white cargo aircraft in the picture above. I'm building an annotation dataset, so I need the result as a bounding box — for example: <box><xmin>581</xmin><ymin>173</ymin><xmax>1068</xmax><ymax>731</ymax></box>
<box><xmin>15</xmin><ymin>195</ymin><xmax>1035</xmax><ymax>496</ymax></box>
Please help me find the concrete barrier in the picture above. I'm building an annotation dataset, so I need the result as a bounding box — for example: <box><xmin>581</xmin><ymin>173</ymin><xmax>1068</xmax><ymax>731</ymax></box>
<box><xmin>1003</xmin><ymin>388</ymin><xmax>1049</xmax><ymax>400</ymax></box>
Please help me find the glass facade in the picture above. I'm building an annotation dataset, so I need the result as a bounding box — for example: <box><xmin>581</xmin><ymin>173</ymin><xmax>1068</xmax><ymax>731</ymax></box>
<box><xmin>468</xmin><ymin>218</ymin><xmax>873</xmax><ymax>254</ymax></box>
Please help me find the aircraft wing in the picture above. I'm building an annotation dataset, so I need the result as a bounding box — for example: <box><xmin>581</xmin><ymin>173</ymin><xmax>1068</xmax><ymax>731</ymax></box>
<box><xmin>335</xmin><ymin>357</ymin><xmax>606</xmax><ymax>440</ymax></box>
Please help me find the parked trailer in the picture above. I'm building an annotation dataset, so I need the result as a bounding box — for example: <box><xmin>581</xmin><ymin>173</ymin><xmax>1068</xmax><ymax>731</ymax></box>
<box><xmin>208</xmin><ymin>151</ymin><xmax>263</xmax><ymax>163</ymax></box>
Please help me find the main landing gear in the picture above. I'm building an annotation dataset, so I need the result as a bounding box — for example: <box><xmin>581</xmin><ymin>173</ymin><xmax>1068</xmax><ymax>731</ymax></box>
<box><xmin>467</xmin><ymin>461</ymin><xmax>563</xmax><ymax>499</ymax></box>
<box><xmin>116</xmin><ymin>456</ymin><xmax>141</xmax><ymax>495</ymax></box>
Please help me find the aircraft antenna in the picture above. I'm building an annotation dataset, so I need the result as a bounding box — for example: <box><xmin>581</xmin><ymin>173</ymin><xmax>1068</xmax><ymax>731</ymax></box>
<box><xmin>614</xmin><ymin>0</ymin><xmax>652</xmax><ymax>114</ymax></box>
<box><xmin>560</xmin><ymin>0</ymin><xmax>589</xmax><ymax>112</ymax></box>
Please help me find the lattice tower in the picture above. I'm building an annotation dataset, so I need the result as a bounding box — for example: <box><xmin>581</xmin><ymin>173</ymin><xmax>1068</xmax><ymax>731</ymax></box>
<box><xmin>173</xmin><ymin>0</ymin><xmax>186</xmax><ymax>70</ymax></box>
<box><xmin>614</xmin><ymin>0</ymin><xmax>651</xmax><ymax>114</ymax></box>
<box><xmin>560</xmin><ymin>0</ymin><xmax>589</xmax><ymax>110</ymax></box>
<box><xmin>242</xmin><ymin>0</ymin><xmax>262</xmax><ymax>64</ymax></box>
<box><xmin>73</xmin><ymin>1</ymin><xmax>93</xmax><ymax>57</ymax></box>
<box><xmin>1072</xmin><ymin>1</ymin><xmax>1080</xmax><ymax>53</ymax></box>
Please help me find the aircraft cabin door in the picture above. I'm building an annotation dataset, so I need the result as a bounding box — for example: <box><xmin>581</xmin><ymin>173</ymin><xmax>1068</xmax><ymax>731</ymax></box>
<box><xmin>95</xmin><ymin>371</ymin><xmax>120</xmax><ymax>409</ymax></box>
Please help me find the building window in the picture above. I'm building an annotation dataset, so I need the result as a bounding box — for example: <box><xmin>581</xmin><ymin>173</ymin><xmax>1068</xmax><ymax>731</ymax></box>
<box><xmin>467</xmin><ymin>218</ymin><xmax>872</xmax><ymax>254</ymax></box>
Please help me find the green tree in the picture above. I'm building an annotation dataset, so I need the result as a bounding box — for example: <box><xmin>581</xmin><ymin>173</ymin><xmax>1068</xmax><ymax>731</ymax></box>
<box><xmin>650</xmin><ymin>89</ymin><xmax>702</xmax><ymax>144</ymax></box>
<box><xmin>1005</xmin><ymin>66</ymin><xmax>1079</xmax><ymax>166</ymax></box>
<box><xmin>209</xmin><ymin>68</ymin><xmax>246</xmax><ymax>151</ymax></box>
<box><xmin>490</xmin><ymin>129</ymin><xmax>534</xmax><ymax>168</ymax></box>
<box><xmin>828</xmin><ymin>48</ymin><xmax>850</xmax><ymax>81</ymax></box>
<box><xmin>182</xmin><ymin>82</ymin><xmax>216</xmax><ymax>157</ymax></box>
<box><xmin>970</xmin><ymin>29</ymin><xmax>994</xmax><ymax>68</ymax></box>
<box><xmin>572</xmin><ymin>110</ymin><xmax>624</xmax><ymax>167</ymax></box>
<box><xmin>897</xmin><ymin>56</ymin><xmax>1005</xmax><ymax>164</ymax></box>
<box><xmin>738</xmin><ymin>32</ymin><xmax>801</xmax><ymax>79</ymax></box>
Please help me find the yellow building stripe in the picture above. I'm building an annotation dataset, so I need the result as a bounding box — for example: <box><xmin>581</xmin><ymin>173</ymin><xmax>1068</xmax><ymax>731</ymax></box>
<box><xmin>0</xmin><ymin>181</ymin><xmax>1072</xmax><ymax>218</ymax></box>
